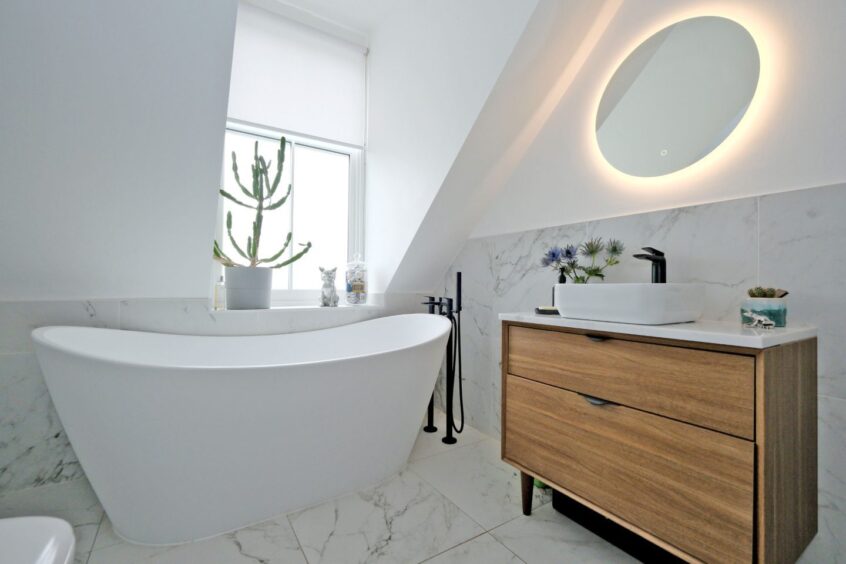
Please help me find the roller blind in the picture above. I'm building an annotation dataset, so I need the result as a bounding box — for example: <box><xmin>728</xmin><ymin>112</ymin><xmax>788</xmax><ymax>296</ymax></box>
<box><xmin>227</xmin><ymin>2</ymin><xmax>367</xmax><ymax>147</ymax></box>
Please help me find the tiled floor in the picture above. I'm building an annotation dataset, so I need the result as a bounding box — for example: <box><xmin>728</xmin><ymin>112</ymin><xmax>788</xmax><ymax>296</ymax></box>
<box><xmin>2</xmin><ymin>410</ymin><xmax>834</xmax><ymax>563</ymax></box>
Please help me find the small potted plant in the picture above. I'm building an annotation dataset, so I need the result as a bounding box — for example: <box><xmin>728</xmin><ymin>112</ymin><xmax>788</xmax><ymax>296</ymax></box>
<box><xmin>213</xmin><ymin>137</ymin><xmax>311</xmax><ymax>309</ymax></box>
<box><xmin>741</xmin><ymin>287</ymin><xmax>789</xmax><ymax>328</ymax></box>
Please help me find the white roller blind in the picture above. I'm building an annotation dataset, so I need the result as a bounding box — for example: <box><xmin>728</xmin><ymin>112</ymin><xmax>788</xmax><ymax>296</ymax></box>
<box><xmin>228</xmin><ymin>2</ymin><xmax>366</xmax><ymax>147</ymax></box>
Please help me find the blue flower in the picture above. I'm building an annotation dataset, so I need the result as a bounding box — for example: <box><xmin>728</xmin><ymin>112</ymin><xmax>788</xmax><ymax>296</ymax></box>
<box><xmin>562</xmin><ymin>245</ymin><xmax>578</xmax><ymax>263</ymax></box>
<box><xmin>540</xmin><ymin>246</ymin><xmax>563</xmax><ymax>268</ymax></box>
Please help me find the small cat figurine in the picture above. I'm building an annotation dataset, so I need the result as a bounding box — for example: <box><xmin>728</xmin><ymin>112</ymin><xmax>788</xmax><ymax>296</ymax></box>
<box><xmin>319</xmin><ymin>267</ymin><xmax>339</xmax><ymax>307</ymax></box>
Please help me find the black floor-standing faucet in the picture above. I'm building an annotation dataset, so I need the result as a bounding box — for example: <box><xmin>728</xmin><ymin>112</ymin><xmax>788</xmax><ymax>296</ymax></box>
<box><xmin>422</xmin><ymin>295</ymin><xmax>440</xmax><ymax>434</ymax></box>
<box><xmin>422</xmin><ymin>272</ymin><xmax>464</xmax><ymax>444</ymax></box>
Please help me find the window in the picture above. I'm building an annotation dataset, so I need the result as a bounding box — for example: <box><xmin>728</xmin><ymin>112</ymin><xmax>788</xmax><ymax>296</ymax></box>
<box><xmin>222</xmin><ymin>4</ymin><xmax>367</xmax><ymax>303</ymax></box>
<box><xmin>219</xmin><ymin>124</ymin><xmax>364</xmax><ymax>298</ymax></box>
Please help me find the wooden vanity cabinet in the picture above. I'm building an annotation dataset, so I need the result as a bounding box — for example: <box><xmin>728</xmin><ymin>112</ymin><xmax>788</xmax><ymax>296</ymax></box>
<box><xmin>501</xmin><ymin>321</ymin><xmax>817</xmax><ymax>564</ymax></box>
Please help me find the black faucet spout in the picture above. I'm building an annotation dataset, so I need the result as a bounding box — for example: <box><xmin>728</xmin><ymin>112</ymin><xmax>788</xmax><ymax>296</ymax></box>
<box><xmin>633</xmin><ymin>248</ymin><xmax>667</xmax><ymax>283</ymax></box>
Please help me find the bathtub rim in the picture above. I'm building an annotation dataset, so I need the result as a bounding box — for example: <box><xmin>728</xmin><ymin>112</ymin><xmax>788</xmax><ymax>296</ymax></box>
<box><xmin>31</xmin><ymin>313</ymin><xmax>452</xmax><ymax>371</ymax></box>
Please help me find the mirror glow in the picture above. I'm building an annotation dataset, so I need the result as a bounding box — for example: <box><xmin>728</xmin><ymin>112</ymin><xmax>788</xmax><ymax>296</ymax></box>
<box><xmin>596</xmin><ymin>16</ymin><xmax>760</xmax><ymax>178</ymax></box>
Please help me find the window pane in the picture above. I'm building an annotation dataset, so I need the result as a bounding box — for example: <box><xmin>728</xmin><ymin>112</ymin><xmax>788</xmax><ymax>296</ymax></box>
<box><xmin>290</xmin><ymin>145</ymin><xmax>349</xmax><ymax>289</ymax></box>
<box><xmin>222</xmin><ymin>131</ymin><xmax>292</xmax><ymax>290</ymax></box>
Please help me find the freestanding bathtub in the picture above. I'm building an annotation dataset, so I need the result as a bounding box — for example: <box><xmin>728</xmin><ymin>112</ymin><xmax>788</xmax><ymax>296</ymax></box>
<box><xmin>32</xmin><ymin>314</ymin><xmax>451</xmax><ymax>545</ymax></box>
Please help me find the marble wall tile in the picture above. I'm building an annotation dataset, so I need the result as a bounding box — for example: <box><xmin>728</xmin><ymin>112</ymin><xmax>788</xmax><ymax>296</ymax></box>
<box><xmin>440</xmin><ymin>238</ymin><xmax>499</xmax><ymax>434</ymax></box>
<box><xmin>118</xmin><ymin>298</ymin><xmax>388</xmax><ymax>336</ymax></box>
<box><xmin>760</xmin><ymin>184</ymin><xmax>846</xmax><ymax>400</ymax></box>
<box><xmin>0</xmin><ymin>300</ymin><xmax>120</xmax><ymax>354</ymax></box>
<box><xmin>444</xmin><ymin>183</ymin><xmax>846</xmax><ymax>563</ymax></box>
<box><xmin>0</xmin><ymin>296</ymin><xmax>403</xmax><ymax>494</ymax></box>
<box><xmin>0</xmin><ymin>352</ymin><xmax>81</xmax><ymax>493</ymax></box>
<box><xmin>445</xmin><ymin>198</ymin><xmax>758</xmax><ymax>437</ymax></box>
<box><xmin>0</xmin><ymin>300</ymin><xmax>118</xmax><ymax>493</ymax></box>
<box><xmin>585</xmin><ymin>198</ymin><xmax>758</xmax><ymax>321</ymax></box>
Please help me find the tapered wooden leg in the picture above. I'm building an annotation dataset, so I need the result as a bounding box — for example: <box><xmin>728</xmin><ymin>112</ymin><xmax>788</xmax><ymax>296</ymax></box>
<box><xmin>520</xmin><ymin>471</ymin><xmax>533</xmax><ymax>516</ymax></box>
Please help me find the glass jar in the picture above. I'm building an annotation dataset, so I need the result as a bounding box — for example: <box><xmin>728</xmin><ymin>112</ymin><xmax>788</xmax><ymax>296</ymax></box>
<box><xmin>345</xmin><ymin>255</ymin><xmax>367</xmax><ymax>305</ymax></box>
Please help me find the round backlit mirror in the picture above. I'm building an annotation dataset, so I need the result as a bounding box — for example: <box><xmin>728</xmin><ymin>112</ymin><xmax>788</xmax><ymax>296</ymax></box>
<box><xmin>596</xmin><ymin>16</ymin><xmax>760</xmax><ymax>177</ymax></box>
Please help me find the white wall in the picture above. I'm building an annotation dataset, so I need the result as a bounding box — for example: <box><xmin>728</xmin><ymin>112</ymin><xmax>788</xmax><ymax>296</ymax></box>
<box><xmin>0</xmin><ymin>0</ymin><xmax>238</xmax><ymax>300</ymax></box>
<box><xmin>364</xmin><ymin>0</ymin><xmax>539</xmax><ymax>292</ymax></box>
<box><xmin>473</xmin><ymin>0</ymin><xmax>846</xmax><ymax>237</ymax></box>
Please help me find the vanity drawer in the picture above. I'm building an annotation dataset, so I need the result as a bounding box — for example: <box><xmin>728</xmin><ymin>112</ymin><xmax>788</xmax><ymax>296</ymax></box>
<box><xmin>507</xmin><ymin>325</ymin><xmax>755</xmax><ymax>439</ymax></box>
<box><xmin>504</xmin><ymin>374</ymin><xmax>754</xmax><ymax>563</ymax></box>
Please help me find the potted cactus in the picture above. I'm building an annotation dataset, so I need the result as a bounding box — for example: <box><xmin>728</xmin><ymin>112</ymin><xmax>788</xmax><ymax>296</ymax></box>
<box><xmin>741</xmin><ymin>287</ymin><xmax>789</xmax><ymax>328</ymax></box>
<box><xmin>213</xmin><ymin>137</ymin><xmax>311</xmax><ymax>309</ymax></box>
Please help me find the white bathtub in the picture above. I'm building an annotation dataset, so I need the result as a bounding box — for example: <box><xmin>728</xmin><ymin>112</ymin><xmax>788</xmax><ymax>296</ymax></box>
<box><xmin>32</xmin><ymin>314</ymin><xmax>451</xmax><ymax>545</ymax></box>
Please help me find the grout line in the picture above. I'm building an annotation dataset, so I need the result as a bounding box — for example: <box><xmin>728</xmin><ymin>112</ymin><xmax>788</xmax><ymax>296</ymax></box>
<box><xmin>755</xmin><ymin>196</ymin><xmax>761</xmax><ymax>286</ymax></box>
<box><xmin>285</xmin><ymin>513</ymin><xmax>311</xmax><ymax>564</ymax></box>
<box><xmin>818</xmin><ymin>393</ymin><xmax>846</xmax><ymax>404</ymax></box>
<box><xmin>415</xmin><ymin>531</ymin><xmax>489</xmax><ymax>563</ymax></box>
<box><xmin>85</xmin><ymin>511</ymin><xmax>106</xmax><ymax>562</ymax></box>
<box><xmin>404</xmin><ymin>467</ymin><xmax>487</xmax><ymax>531</ymax></box>
<box><xmin>409</xmin><ymin>434</ymin><xmax>489</xmax><ymax>464</ymax></box>
<box><xmin>494</xmin><ymin>535</ymin><xmax>528</xmax><ymax>564</ymax></box>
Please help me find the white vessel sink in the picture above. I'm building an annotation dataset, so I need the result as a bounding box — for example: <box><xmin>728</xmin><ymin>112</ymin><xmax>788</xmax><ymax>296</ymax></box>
<box><xmin>0</xmin><ymin>517</ymin><xmax>75</xmax><ymax>564</ymax></box>
<box><xmin>555</xmin><ymin>283</ymin><xmax>704</xmax><ymax>325</ymax></box>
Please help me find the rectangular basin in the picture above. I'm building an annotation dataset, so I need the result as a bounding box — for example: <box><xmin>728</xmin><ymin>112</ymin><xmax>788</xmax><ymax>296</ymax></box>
<box><xmin>555</xmin><ymin>283</ymin><xmax>704</xmax><ymax>325</ymax></box>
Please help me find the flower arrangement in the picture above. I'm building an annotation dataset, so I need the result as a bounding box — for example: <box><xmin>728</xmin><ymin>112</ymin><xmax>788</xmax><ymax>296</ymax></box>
<box><xmin>541</xmin><ymin>237</ymin><xmax>624</xmax><ymax>283</ymax></box>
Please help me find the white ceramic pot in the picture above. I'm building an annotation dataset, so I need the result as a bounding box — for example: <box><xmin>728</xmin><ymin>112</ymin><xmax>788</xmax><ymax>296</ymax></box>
<box><xmin>225</xmin><ymin>267</ymin><xmax>272</xmax><ymax>310</ymax></box>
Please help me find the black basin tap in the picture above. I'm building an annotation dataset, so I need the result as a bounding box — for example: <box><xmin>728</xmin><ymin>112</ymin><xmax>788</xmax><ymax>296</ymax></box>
<box><xmin>633</xmin><ymin>247</ymin><xmax>666</xmax><ymax>283</ymax></box>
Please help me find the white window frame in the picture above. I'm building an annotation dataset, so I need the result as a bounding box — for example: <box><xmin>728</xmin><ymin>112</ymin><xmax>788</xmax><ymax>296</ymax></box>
<box><xmin>219</xmin><ymin>118</ymin><xmax>365</xmax><ymax>306</ymax></box>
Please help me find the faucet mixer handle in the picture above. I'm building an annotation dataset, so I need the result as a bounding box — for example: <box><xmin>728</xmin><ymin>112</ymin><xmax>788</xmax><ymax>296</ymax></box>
<box><xmin>633</xmin><ymin>248</ymin><xmax>667</xmax><ymax>283</ymax></box>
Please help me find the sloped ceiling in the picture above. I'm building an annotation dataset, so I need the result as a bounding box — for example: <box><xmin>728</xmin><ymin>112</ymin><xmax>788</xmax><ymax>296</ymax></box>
<box><xmin>0</xmin><ymin>0</ymin><xmax>238</xmax><ymax>300</ymax></box>
<box><xmin>389</xmin><ymin>0</ymin><xmax>846</xmax><ymax>293</ymax></box>
<box><xmin>387</xmin><ymin>0</ymin><xmax>622</xmax><ymax>292</ymax></box>
<box><xmin>364</xmin><ymin>0</ymin><xmax>542</xmax><ymax>292</ymax></box>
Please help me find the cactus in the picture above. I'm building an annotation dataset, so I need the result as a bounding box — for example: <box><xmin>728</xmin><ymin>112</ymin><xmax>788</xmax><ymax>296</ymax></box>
<box><xmin>747</xmin><ymin>287</ymin><xmax>789</xmax><ymax>298</ymax></box>
<box><xmin>213</xmin><ymin>137</ymin><xmax>312</xmax><ymax>268</ymax></box>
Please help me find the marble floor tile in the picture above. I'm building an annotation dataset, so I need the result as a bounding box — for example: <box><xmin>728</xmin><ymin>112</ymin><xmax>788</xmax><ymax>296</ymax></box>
<box><xmin>798</xmin><ymin>489</ymin><xmax>846</xmax><ymax>564</ymax></box>
<box><xmin>409</xmin><ymin>410</ymin><xmax>488</xmax><ymax>462</ymax></box>
<box><xmin>491</xmin><ymin>503</ymin><xmax>636</xmax><ymax>564</ymax></box>
<box><xmin>819</xmin><ymin>396</ymin><xmax>846</xmax><ymax>496</ymax></box>
<box><xmin>0</xmin><ymin>477</ymin><xmax>104</xmax><ymax>557</ymax></box>
<box><xmin>422</xmin><ymin>533</ymin><xmax>521</xmax><ymax>564</ymax></box>
<box><xmin>289</xmin><ymin>470</ymin><xmax>483</xmax><ymax>564</ymax></box>
<box><xmin>410</xmin><ymin>438</ymin><xmax>551</xmax><ymax>530</ymax></box>
<box><xmin>88</xmin><ymin>515</ymin><xmax>306</xmax><ymax>564</ymax></box>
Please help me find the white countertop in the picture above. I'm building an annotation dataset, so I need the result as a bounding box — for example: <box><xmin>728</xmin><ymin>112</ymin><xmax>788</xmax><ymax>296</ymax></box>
<box><xmin>499</xmin><ymin>313</ymin><xmax>817</xmax><ymax>349</ymax></box>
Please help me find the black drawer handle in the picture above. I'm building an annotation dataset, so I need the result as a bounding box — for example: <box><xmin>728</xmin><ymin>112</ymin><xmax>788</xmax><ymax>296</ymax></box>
<box><xmin>585</xmin><ymin>334</ymin><xmax>609</xmax><ymax>342</ymax></box>
<box><xmin>579</xmin><ymin>393</ymin><xmax>614</xmax><ymax>406</ymax></box>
